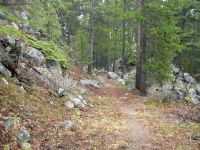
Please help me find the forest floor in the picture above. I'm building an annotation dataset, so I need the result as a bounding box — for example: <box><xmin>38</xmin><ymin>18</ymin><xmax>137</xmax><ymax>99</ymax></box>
<box><xmin>0</xmin><ymin>73</ymin><xmax>200</xmax><ymax>149</ymax></box>
<box><xmin>66</xmin><ymin>75</ymin><xmax>200</xmax><ymax>150</ymax></box>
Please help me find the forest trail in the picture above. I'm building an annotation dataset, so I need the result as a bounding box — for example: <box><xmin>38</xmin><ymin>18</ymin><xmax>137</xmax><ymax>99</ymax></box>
<box><xmin>121</xmin><ymin>100</ymin><xmax>151</xmax><ymax>150</ymax></box>
<box><xmin>94</xmin><ymin>75</ymin><xmax>153</xmax><ymax>149</ymax></box>
<box><xmin>90</xmin><ymin>75</ymin><xmax>199</xmax><ymax>150</ymax></box>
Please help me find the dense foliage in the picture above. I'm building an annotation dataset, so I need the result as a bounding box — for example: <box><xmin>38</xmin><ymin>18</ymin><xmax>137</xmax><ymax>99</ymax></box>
<box><xmin>1</xmin><ymin>0</ymin><xmax>200</xmax><ymax>92</ymax></box>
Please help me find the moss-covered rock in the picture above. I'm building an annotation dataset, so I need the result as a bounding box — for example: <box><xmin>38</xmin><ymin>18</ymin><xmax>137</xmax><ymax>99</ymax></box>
<box><xmin>0</xmin><ymin>25</ymin><xmax>69</xmax><ymax>68</ymax></box>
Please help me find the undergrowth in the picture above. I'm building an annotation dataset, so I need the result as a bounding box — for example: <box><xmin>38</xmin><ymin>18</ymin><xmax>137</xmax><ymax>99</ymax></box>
<box><xmin>0</xmin><ymin>25</ymin><xmax>69</xmax><ymax>68</ymax></box>
<box><xmin>0</xmin><ymin>5</ymin><xmax>19</xmax><ymax>23</ymax></box>
<box><xmin>145</xmin><ymin>98</ymin><xmax>175</xmax><ymax>108</ymax></box>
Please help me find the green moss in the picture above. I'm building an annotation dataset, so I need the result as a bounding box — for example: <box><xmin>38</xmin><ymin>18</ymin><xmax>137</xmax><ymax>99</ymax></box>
<box><xmin>0</xmin><ymin>5</ymin><xmax>19</xmax><ymax>22</ymax></box>
<box><xmin>0</xmin><ymin>25</ymin><xmax>69</xmax><ymax>68</ymax></box>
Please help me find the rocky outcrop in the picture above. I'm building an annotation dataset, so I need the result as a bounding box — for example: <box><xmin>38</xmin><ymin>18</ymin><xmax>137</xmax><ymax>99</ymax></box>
<box><xmin>0</xmin><ymin>33</ymin><xmax>77</xmax><ymax>99</ymax></box>
<box><xmin>148</xmin><ymin>66</ymin><xmax>200</xmax><ymax>104</ymax></box>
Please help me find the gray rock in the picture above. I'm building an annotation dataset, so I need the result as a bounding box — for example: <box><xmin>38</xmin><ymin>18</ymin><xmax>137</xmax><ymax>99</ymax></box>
<box><xmin>184</xmin><ymin>73</ymin><xmax>195</xmax><ymax>84</ymax></box>
<box><xmin>78</xmin><ymin>95</ymin><xmax>83</xmax><ymax>100</ymax></box>
<box><xmin>3</xmin><ymin>117</ymin><xmax>14</xmax><ymax>131</ymax></box>
<box><xmin>89</xmin><ymin>103</ymin><xmax>94</xmax><ymax>108</ymax></box>
<box><xmin>1</xmin><ymin>78</ymin><xmax>9</xmax><ymax>86</ymax></box>
<box><xmin>0</xmin><ymin>12</ymin><xmax>6</xmax><ymax>20</ymax></box>
<box><xmin>5</xmin><ymin>47</ymin><xmax>12</xmax><ymax>52</ymax></box>
<box><xmin>72</xmin><ymin>98</ymin><xmax>82</xmax><ymax>105</ymax></box>
<box><xmin>20</xmin><ymin>11</ymin><xmax>28</xmax><ymax>20</ymax></box>
<box><xmin>17</xmin><ymin>130</ymin><xmax>30</xmax><ymax>142</ymax></box>
<box><xmin>188</xmin><ymin>94</ymin><xmax>200</xmax><ymax>105</ymax></box>
<box><xmin>108</xmin><ymin>72</ymin><xmax>118</xmax><ymax>80</ymax></box>
<box><xmin>174</xmin><ymin>80</ymin><xmax>185</xmax><ymax>92</ymax></box>
<box><xmin>196</xmin><ymin>84</ymin><xmax>200</xmax><ymax>94</ymax></box>
<box><xmin>80</xmin><ymin>79</ymin><xmax>100</xmax><ymax>88</ymax></box>
<box><xmin>172</xmin><ymin>66</ymin><xmax>180</xmax><ymax>74</ymax></box>
<box><xmin>6</xmin><ymin>35</ymin><xmax>15</xmax><ymax>46</ymax></box>
<box><xmin>176</xmin><ymin>91</ymin><xmax>184</xmax><ymax>100</ymax></box>
<box><xmin>117</xmin><ymin>78</ymin><xmax>125</xmax><ymax>85</ymax></box>
<box><xmin>2</xmin><ymin>116</ymin><xmax>20</xmax><ymax>131</ymax></box>
<box><xmin>82</xmin><ymin>99</ymin><xmax>87</xmax><ymax>105</ymax></box>
<box><xmin>20</xmin><ymin>86</ymin><xmax>26</xmax><ymax>93</ymax></box>
<box><xmin>80</xmin><ymin>88</ymin><xmax>86</xmax><ymax>95</ymax></box>
<box><xmin>21</xmin><ymin>24</ymin><xmax>30</xmax><ymax>33</ymax></box>
<box><xmin>98</xmin><ymin>79</ymin><xmax>106</xmax><ymax>87</ymax></box>
<box><xmin>177</xmin><ymin>76</ymin><xmax>184</xmax><ymax>82</ymax></box>
<box><xmin>25</xmin><ymin>47</ymin><xmax>45</xmax><ymax>66</ymax></box>
<box><xmin>71</xmin><ymin>97</ymin><xmax>85</xmax><ymax>108</ymax></box>
<box><xmin>11</xmin><ymin>22</ymin><xmax>19</xmax><ymax>30</ymax></box>
<box><xmin>0</xmin><ymin>63</ymin><xmax>12</xmax><ymax>77</ymax></box>
<box><xmin>33</xmin><ymin>31</ymin><xmax>41</xmax><ymax>39</ymax></box>
<box><xmin>59</xmin><ymin>120</ymin><xmax>74</xmax><ymax>131</ymax></box>
<box><xmin>0</xmin><ymin>19</ymin><xmax>7</xmax><ymax>25</ymax></box>
<box><xmin>57</xmin><ymin>88</ymin><xmax>68</xmax><ymax>97</ymax></box>
<box><xmin>65</xmin><ymin>101</ymin><xmax>74</xmax><ymax>109</ymax></box>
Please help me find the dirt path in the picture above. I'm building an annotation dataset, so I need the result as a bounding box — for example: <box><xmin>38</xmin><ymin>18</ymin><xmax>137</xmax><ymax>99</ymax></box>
<box><xmin>47</xmin><ymin>75</ymin><xmax>199</xmax><ymax>150</ymax></box>
<box><xmin>122</xmin><ymin>101</ymin><xmax>151</xmax><ymax>150</ymax></box>
<box><xmin>96</xmin><ymin>76</ymin><xmax>152</xmax><ymax>149</ymax></box>
<box><xmin>94</xmin><ymin>76</ymin><xmax>199</xmax><ymax>150</ymax></box>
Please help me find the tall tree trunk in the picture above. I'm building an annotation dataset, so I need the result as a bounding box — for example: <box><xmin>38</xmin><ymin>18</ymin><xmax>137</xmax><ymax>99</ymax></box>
<box><xmin>88</xmin><ymin>0</ymin><xmax>95</xmax><ymax>75</ymax></box>
<box><xmin>136</xmin><ymin>0</ymin><xmax>147</xmax><ymax>95</ymax></box>
<box><xmin>136</xmin><ymin>0</ymin><xmax>141</xmax><ymax>89</ymax></box>
<box><xmin>121</xmin><ymin>0</ymin><xmax>126</xmax><ymax>79</ymax></box>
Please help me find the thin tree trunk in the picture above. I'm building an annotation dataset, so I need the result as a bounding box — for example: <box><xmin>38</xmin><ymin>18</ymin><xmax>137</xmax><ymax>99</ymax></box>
<box><xmin>88</xmin><ymin>0</ymin><xmax>95</xmax><ymax>75</ymax></box>
<box><xmin>113</xmin><ymin>29</ymin><xmax>117</xmax><ymax>72</ymax></box>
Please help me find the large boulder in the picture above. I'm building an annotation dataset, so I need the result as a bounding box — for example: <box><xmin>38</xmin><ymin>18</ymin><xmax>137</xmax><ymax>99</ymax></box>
<box><xmin>24</xmin><ymin>47</ymin><xmax>45</xmax><ymax>66</ymax></box>
<box><xmin>0</xmin><ymin>63</ymin><xmax>12</xmax><ymax>77</ymax></box>
<box><xmin>184</xmin><ymin>73</ymin><xmax>196</xmax><ymax>84</ymax></box>
<box><xmin>108</xmin><ymin>72</ymin><xmax>118</xmax><ymax>80</ymax></box>
<box><xmin>80</xmin><ymin>79</ymin><xmax>100</xmax><ymax>88</ymax></box>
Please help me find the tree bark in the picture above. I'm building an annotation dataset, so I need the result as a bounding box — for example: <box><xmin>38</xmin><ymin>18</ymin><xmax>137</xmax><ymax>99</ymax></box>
<box><xmin>88</xmin><ymin>0</ymin><xmax>95</xmax><ymax>75</ymax></box>
<box><xmin>136</xmin><ymin>0</ymin><xmax>147</xmax><ymax>95</ymax></box>
<box><xmin>121</xmin><ymin>0</ymin><xmax>126</xmax><ymax>79</ymax></box>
